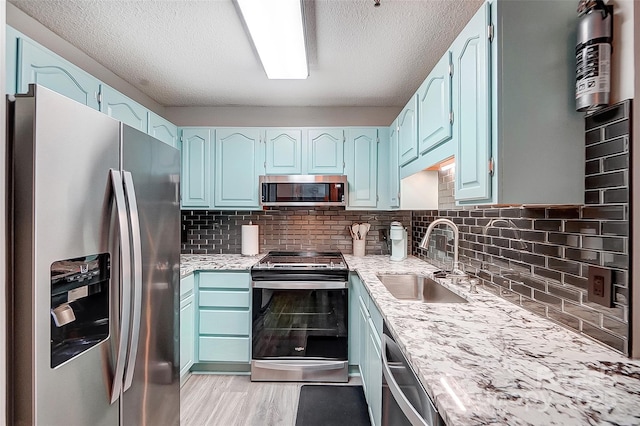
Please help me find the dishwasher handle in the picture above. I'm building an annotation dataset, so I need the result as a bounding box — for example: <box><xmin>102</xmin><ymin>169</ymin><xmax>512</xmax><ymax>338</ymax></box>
<box><xmin>382</xmin><ymin>334</ymin><xmax>429</xmax><ymax>426</ymax></box>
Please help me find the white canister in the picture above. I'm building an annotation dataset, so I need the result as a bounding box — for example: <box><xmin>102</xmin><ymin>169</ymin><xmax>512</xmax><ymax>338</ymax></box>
<box><xmin>353</xmin><ymin>239</ymin><xmax>365</xmax><ymax>257</ymax></box>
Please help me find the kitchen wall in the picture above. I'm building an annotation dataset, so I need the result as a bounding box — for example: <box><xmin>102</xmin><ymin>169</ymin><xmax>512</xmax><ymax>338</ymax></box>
<box><xmin>412</xmin><ymin>101</ymin><xmax>631</xmax><ymax>355</ymax></box>
<box><xmin>182</xmin><ymin>208</ymin><xmax>411</xmax><ymax>255</ymax></box>
<box><xmin>164</xmin><ymin>106</ymin><xmax>399</xmax><ymax>127</ymax></box>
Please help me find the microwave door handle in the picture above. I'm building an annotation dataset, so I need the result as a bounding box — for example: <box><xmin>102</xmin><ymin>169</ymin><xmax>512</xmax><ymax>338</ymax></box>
<box><xmin>382</xmin><ymin>335</ymin><xmax>429</xmax><ymax>426</ymax></box>
<box><xmin>122</xmin><ymin>171</ymin><xmax>143</xmax><ymax>391</ymax></box>
<box><xmin>108</xmin><ymin>169</ymin><xmax>132</xmax><ymax>404</ymax></box>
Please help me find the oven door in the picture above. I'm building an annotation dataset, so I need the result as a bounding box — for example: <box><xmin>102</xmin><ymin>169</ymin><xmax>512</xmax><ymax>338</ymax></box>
<box><xmin>251</xmin><ymin>281</ymin><xmax>348</xmax><ymax>382</ymax></box>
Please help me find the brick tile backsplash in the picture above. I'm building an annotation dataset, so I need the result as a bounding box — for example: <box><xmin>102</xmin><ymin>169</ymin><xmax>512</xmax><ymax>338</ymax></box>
<box><xmin>182</xmin><ymin>208</ymin><xmax>411</xmax><ymax>256</ymax></box>
<box><xmin>411</xmin><ymin>100</ymin><xmax>631</xmax><ymax>355</ymax></box>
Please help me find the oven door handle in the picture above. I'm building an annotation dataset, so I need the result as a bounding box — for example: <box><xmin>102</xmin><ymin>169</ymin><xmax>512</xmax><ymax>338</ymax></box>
<box><xmin>252</xmin><ymin>281</ymin><xmax>348</xmax><ymax>290</ymax></box>
<box><xmin>253</xmin><ymin>360</ymin><xmax>347</xmax><ymax>372</ymax></box>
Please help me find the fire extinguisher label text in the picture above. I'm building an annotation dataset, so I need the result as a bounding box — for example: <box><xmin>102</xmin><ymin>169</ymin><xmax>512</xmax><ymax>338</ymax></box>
<box><xmin>576</xmin><ymin>43</ymin><xmax>611</xmax><ymax>99</ymax></box>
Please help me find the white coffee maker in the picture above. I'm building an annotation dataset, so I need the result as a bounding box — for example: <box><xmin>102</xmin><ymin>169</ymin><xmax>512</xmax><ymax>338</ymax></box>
<box><xmin>389</xmin><ymin>221</ymin><xmax>407</xmax><ymax>261</ymax></box>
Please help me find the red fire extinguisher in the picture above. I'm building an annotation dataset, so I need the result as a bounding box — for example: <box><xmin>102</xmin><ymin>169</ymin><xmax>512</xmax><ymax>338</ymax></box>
<box><xmin>575</xmin><ymin>0</ymin><xmax>614</xmax><ymax>112</ymax></box>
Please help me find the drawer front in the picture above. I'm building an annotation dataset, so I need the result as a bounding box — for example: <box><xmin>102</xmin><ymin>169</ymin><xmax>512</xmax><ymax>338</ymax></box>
<box><xmin>199</xmin><ymin>336</ymin><xmax>250</xmax><ymax>362</ymax></box>
<box><xmin>199</xmin><ymin>290</ymin><xmax>251</xmax><ymax>308</ymax></box>
<box><xmin>180</xmin><ymin>274</ymin><xmax>195</xmax><ymax>299</ymax></box>
<box><xmin>369</xmin><ymin>300</ymin><xmax>383</xmax><ymax>338</ymax></box>
<box><xmin>199</xmin><ymin>310</ymin><xmax>250</xmax><ymax>335</ymax></box>
<box><xmin>198</xmin><ymin>272</ymin><xmax>250</xmax><ymax>289</ymax></box>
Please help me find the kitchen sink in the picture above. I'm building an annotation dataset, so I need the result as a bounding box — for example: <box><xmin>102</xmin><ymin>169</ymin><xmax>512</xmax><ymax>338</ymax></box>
<box><xmin>376</xmin><ymin>274</ymin><xmax>468</xmax><ymax>303</ymax></box>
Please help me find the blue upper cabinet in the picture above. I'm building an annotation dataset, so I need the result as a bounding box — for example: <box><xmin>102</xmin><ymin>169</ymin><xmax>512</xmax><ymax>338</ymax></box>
<box><xmin>148</xmin><ymin>112</ymin><xmax>179</xmax><ymax>148</ymax></box>
<box><xmin>345</xmin><ymin>128</ymin><xmax>378</xmax><ymax>209</ymax></box>
<box><xmin>397</xmin><ymin>96</ymin><xmax>418</xmax><ymax>166</ymax></box>
<box><xmin>100</xmin><ymin>85</ymin><xmax>148</xmax><ymax>132</ymax></box>
<box><xmin>16</xmin><ymin>37</ymin><xmax>100</xmax><ymax>110</ymax></box>
<box><xmin>181</xmin><ymin>128</ymin><xmax>212</xmax><ymax>208</ymax></box>
<box><xmin>264</xmin><ymin>129</ymin><xmax>302</xmax><ymax>174</ymax></box>
<box><xmin>418</xmin><ymin>51</ymin><xmax>453</xmax><ymax>155</ymax></box>
<box><xmin>388</xmin><ymin>121</ymin><xmax>400</xmax><ymax>208</ymax></box>
<box><xmin>452</xmin><ymin>3</ymin><xmax>491</xmax><ymax>202</ymax></box>
<box><xmin>214</xmin><ymin>129</ymin><xmax>264</xmax><ymax>209</ymax></box>
<box><xmin>304</xmin><ymin>129</ymin><xmax>345</xmax><ymax>175</ymax></box>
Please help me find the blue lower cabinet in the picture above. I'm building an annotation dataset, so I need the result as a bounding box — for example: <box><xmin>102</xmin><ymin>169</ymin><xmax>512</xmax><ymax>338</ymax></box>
<box><xmin>199</xmin><ymin>310</ymin><xmax>251</xmax><ymax>335</ymax></box>
<box><xmin>180</xmin><ymin>294</ymin><xmax>195</xmax><ymax>380</ymax></box>
<box><xmin>194</xmin><ymin>272</ymin><xmax>252</xmax><ymax>367</ymax></box>
<box><xmin>180</xmin><ymin>275</ymin><xmax>196</xmax><ymax>382</ymax></box>
<box><xmin>350</xmin><ymin>274</ymin><xmax>382</xmax><ymax>426</ymax></box>
<box><xmin>366</xmin><ymin>317</ymin><xmax>382</xmax><ymax>426</ymax></box>
<box><xmin>199</xmin><ymin>290</ymin><xmax>250</xmax><ymax>308</ymax></box>
<box><xmin>348</xmin><ymin>275</ymin><xmax>361</xmax><ymax>366</ymax></box>
<box><xmin>199</xmin><ymin>272</ymin><xmax>250</xmax><ymax>289</ymax></box>
<box><xmin>358</xmin><ymin>296</ymin><xmax>370</xmax><ymax>393</ymax></box>
<box><xmin>199</xmin><ymin>337</ymin><xmax>251</xmax><ymax>362</ymax></box>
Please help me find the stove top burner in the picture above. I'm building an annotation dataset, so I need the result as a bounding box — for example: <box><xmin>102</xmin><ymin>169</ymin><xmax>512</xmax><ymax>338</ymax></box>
<box><xmin>255</xmin><ymin>251</ymin><xmax>346</xmax><ymax>269</ymax></box>
<box><xmin>251</xmin><ymin>251</ymin><xmax>348</xmax><ymax>281</ymax></box>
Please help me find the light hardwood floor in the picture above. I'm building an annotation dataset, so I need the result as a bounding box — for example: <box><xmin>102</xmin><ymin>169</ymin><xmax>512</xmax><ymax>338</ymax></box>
<box><xmin>180</xmin><ymin>374</ymin><xmax>362</xmax><ymax>426</ymax></box>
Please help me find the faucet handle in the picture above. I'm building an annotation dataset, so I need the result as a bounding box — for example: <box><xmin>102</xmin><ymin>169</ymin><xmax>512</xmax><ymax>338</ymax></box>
<box><xmin>469</xmin><ymin>278</ymin><xmax>479</xmax><ymax>293</ymax></box>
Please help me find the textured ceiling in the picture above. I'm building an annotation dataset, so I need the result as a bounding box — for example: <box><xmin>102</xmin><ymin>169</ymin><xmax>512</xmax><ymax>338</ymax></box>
<box><xmin>10</xmin><ymin>0</ymin><xmax>483</xmax><ymax>107</ymax></box>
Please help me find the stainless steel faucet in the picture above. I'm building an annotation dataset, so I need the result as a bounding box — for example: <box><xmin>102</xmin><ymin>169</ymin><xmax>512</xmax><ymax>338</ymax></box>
<box><xmin>481</xmin><ymin>219</ymin><xmax>526</xmax><ymax>245</ymax></box>
<box><xmin>480</xmin><ymin>219</ymin><xmax>528</xmax><ymax>269</ymax></box>
<box><xmin>419</xmin><ymin>218</ymin><xmax>462</xmax><ymax>274</ymax></box>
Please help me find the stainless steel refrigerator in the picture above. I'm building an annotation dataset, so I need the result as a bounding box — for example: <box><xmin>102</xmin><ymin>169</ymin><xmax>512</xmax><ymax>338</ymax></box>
<box><xmin>8</xmin><ymin>84</ymin><xmax>180</xmax><ymax>426</ymax></box>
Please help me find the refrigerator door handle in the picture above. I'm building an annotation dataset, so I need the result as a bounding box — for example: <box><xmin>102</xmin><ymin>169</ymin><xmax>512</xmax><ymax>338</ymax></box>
<box><xmin>122</xmin><ymin>170</ymin><xmax>143</xmax><ymax>391</ymax></box>
<box><xmin>109</xmin><ymin>169</ymin><xmax>133</xmax><ymax>404</ymax></box>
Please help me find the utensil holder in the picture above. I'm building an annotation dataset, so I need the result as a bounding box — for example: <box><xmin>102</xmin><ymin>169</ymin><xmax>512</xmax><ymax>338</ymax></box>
<box><xmin>353</xmin><ymin>239</ymin><xmax>365</xmax><ymax>257</ymax></box>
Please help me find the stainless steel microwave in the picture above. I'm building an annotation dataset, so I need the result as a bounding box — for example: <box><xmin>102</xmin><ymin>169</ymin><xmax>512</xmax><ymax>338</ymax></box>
<box><xmin>259</xmin><ymin>175</ymin><xmax>347</xmax><ymax>207</ymax></box>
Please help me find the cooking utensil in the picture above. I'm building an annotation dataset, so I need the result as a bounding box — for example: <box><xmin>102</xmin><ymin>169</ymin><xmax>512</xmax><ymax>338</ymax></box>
<box><xmin>348</xmin><ymin>225</ymin><xmax>355</xmax><ymax>239</ymax></box>
<box><xmin>352</xmin><ymin>223</ymin><xmax>360</xmax><ymax>240</ymax></box>
<box><xmin>361</xmin><ymin>223</ymin><xmax>370</xmax><ymax>239</ymax></box>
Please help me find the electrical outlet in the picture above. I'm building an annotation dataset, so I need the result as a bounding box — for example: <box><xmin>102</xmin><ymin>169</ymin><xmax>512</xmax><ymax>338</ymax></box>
<box><xmin>435</xmin><ymin>235</ymin><xmax>447</xmax><ymax>251</ymax></box>
<box><xmin>588</xmin><ymin>266</ymin><xmax>613</xmax><ymax>307</ymax></box>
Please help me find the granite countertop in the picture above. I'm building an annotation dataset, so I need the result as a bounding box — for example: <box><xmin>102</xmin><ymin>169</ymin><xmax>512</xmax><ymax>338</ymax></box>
<box><xmin>179</xmin><ymin>253</ymin><xmax>640</xmax><ymax>425</ymax></box>
<box><xmin>180</xmin><ymin>254</ymin><xmax>265</xmax><ymax>277</ymax></box>
<box><xmin>344</xmin><ymin>255</ymin><xmax>640</xmax><ymax>426</ymax></box>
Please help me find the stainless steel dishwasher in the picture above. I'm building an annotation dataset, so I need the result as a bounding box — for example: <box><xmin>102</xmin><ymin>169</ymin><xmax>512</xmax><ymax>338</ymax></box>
<box><xmin>382</xmin><ymin>324</ymin><xmax>444</xmax><ymax>426</ymax></box>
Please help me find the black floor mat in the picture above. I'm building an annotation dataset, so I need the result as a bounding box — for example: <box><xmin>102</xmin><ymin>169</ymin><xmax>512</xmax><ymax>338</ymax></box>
<box><xmin>295</xmin><ymin>385</ymin><xmax>371</xmax><ymax>426</ymax></box>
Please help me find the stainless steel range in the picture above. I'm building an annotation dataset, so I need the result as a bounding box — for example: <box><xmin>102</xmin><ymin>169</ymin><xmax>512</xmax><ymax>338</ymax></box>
<box><xmin>250</xmin><ymin>252</ymin><xmax>349</xmax><ymax>382</ymax></box>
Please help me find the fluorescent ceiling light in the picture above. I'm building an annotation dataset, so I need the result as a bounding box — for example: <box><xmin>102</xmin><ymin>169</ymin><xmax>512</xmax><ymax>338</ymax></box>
<box><xmin>236</xmin><ymin>0</ymin><xmax>308</xmax><ymax>79</ymax></box>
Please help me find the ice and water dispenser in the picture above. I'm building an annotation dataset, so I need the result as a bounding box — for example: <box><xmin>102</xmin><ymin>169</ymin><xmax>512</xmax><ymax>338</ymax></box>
<box><xmin>50</xmin><ymin>254</ymin><xmax>110</xmax><ymax>368</ymax></box>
